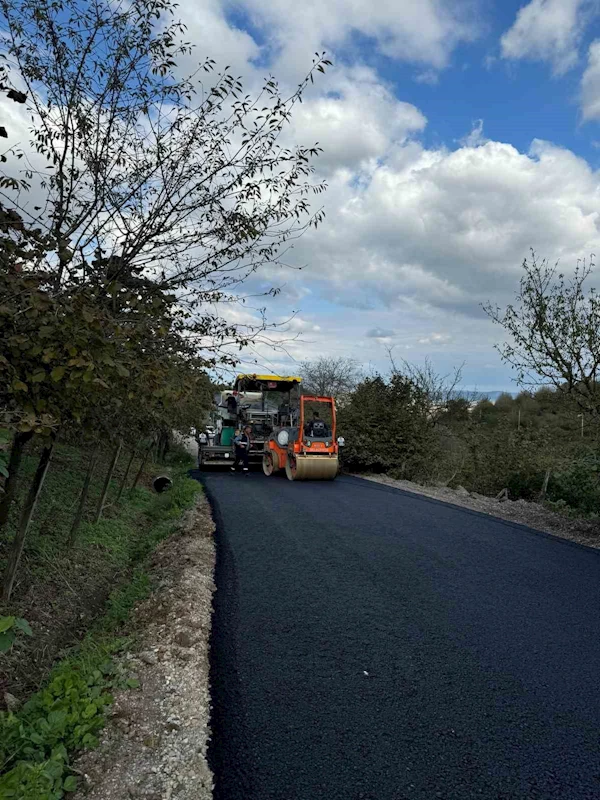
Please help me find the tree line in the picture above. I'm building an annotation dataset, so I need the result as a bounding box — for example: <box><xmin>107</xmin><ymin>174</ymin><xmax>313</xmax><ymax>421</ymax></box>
<box><xmin>305</xmin><ymin>253</ymin><xmax>600</xmax><ymax>517</ymax></box>
<box><xmin>0</xmin><ymin>0</ymin><xmax>331</xmax><ymax>601</ymax></box>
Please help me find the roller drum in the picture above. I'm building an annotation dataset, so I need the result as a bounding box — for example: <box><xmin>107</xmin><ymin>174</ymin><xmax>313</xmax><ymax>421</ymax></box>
<box><xmin>285</xmin><ymin>453</ymin><xmax>339</xmax><ymax>481</ymax></box>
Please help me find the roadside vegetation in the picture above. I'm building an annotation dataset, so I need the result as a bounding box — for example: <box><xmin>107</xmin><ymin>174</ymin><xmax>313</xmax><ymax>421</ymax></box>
<box><xmin>328</xmin><ymin>254</ymin><xmax>600</xmax><ymax>521</ymax></box>
<box><xmin>0</xmin><ymin>0</ymin><xmax>331</xmax><ymax>795</ymax></box>
<box><xmin>0</xmin><ymin>452</ymin><xmax>201</xmax><ymax>798</ymax></box>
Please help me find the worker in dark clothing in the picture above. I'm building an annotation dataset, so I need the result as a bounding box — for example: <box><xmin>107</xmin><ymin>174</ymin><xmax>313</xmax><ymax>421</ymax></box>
<box><xmin>304</xmin><ymin>411</ymin><xmax>327</xmax><ymax>438</ymax></box>
<box><xmin>225</xmin><ymin>394</ymin><xmax>238</xmax><ymax>417</ymax></box>
<box><xmin>231</xmin><ymin>425</ymin><xmax>252</xmax><ymax>473</ymax></box>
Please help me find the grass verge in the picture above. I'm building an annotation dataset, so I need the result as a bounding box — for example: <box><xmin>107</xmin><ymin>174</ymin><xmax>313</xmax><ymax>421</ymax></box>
<box><xmin>0</xmin><ymin>455</ymin><xmax>201</xmax><ymax>799</ymax></box>
<box><xmin>0</xmin><ymin>441</ymin><xmax>193</xmax><ymax>699</ymax></box>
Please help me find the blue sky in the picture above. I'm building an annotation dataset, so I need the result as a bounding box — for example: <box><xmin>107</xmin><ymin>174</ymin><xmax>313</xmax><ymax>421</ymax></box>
<box><xmin>75</xmin><ymin>0</ymin><xmax>600</xmax><ymax>389</ymax></box>
<box><xmin>9</xmin><ymin>0</ymin><xmax>600</xmax><ymax>391</ymax></box>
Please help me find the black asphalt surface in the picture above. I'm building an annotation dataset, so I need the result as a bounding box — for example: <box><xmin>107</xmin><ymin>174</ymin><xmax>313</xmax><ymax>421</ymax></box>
<box><xmin>196</xmin><ymin>470</ymin><xmax>600</xmax><ymax>800</ymax></box>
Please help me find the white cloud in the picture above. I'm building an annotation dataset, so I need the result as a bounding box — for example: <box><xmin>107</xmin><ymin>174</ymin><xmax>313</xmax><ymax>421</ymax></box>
<box><xmin>230</xmin><ymin>0</ymin><xmax>483</xmax><ymax>77</ymax></box>
<box><xmin>286</xmin><ymin>134</ymin><xmax>600</xmax><ymax>328</ymax></box>
<box><xmin>459</xmin><ymin>119</ymin><xmax>488</xmax><ymax>147</ymax></box>
<box><xmin>414</xmin><ymin>69</ymin><xmax>440</xmax><ymax>86</ymax></box>
<box><xmin>581</xmin><ymin>39</ymin><xmax>600</xmax><ymax>119</ymax></box>
<box><xmin>178</xmin><ymin>0</ymin><xmax>260</xmax><ymax>76</ymax></box>
<box><xmin>289</xmin><ymin>66</ymin><xmax>426</xmax><ymax>174</ymax></box>
<box><xmin>500</xmin><ymin>0</ymin><xmax>597</xmax><ymax>76</ymax></box>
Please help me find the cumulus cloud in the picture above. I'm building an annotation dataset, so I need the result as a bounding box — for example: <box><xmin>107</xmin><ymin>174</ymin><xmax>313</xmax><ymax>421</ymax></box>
<box><xmin>500</xmin><ymin>0</ymin><xmax>597</xmax><ymax>75</ymax></box>
<box><xmin>228</xmin><ymin>0</ymin><xmax>483</xmax><ymax>76</ymax></box>
<box><xmin>177</xmin><ymin>0</ymin><xmax>260</xmax><ymax>76</ymax></box>
<box><xmin>287</xmin><ymin>135</ymin><xmax>600</xmax><ymax>324</ymax></box>
<box><xmin>289</xmin><ymin>66</ymin><xmax>426</xmax><ymax>173</ymax></box>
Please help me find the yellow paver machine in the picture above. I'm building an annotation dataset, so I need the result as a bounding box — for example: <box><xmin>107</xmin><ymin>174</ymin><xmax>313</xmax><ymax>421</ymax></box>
<box><xmin>199</xmin><ymin>374</ymin><xmax>339</xmax><ymax>480</ymax></box>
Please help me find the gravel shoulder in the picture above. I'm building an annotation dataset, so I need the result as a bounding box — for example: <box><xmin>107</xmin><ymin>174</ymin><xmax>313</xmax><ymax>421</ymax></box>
<box><xmin>74</xmin><ymin>492</ymin><xmax>215</xmax><ymax>800</ymax></box>
<box><xmin>358</xmin><ymin>473</ymin><xmax>600</xmax><ymax>548</ymax></box>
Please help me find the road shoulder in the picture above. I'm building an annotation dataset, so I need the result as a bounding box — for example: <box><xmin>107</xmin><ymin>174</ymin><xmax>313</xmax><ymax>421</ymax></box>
<box><xmin>358</xmin><ymin>473</ymin><xmax>600</xmax><ymax>549</ymax></box>
<box><xmin>74</xmin><ymin>493</ymin><xmax>215</xmax><ymax>800</ymax></box>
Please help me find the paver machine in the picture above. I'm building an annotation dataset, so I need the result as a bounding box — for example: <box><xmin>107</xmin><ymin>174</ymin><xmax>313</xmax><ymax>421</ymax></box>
<box><xmin>198</xmin><ymin>374</ymin><xmax>302</xmax><ymax>468</ymax></box>
<box><xmin>262</xmin><ymin>394</ymin><xmax>339</xmax><ymax>481</ymax></box>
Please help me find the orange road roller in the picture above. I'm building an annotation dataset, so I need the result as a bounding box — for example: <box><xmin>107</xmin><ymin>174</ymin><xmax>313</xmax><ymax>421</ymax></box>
<box><xmin>262</xmin><ymin>395</ymin><xmax>339</xmax><ymax>481</ymax></box>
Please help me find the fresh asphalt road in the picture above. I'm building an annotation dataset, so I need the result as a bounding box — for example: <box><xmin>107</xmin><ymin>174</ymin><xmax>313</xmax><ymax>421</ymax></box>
<box><xmin>196</xmin><ymin>470</ymin><xmax>600</xmax><ymax>800</ymax></box>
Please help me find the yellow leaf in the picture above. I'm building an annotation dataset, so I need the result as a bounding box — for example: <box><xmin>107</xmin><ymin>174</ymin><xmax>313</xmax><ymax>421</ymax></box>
<box><xmin>12</xmin><ymin>380</ymin><xmax>28</xmax><ymax>392</ymax></box>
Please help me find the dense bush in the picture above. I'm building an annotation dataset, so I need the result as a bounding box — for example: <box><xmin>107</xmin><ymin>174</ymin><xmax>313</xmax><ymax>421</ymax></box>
<box><xmin>547</xmin><ymin>457</ymin><xmax>600</xmax><ymax>514</ymax></box>
<box><xmin>340</xmin><ymin>374</ymin><xmax>600</xmax><ymax>517</ymax></box>
<box><xmin>338</xmin><ymin>375</ymin><xmax>434</xmax><ymax>480</ymax></box>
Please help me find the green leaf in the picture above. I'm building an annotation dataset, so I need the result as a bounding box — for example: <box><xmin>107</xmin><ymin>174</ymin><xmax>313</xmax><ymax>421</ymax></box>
<box><xmin>126</xmin><ymin>678</ymin><xmax>140</xmax><ymax>689</ymax></box>
<box><xmin>0</xmin><ymin>615</ymin><xmax>15</xmax><ymax>632</ymax></box>
<box><xmin>31</xmin><ymin>370</ymin><xmax>46</xmax><ymax>383</ymax></box>
<box><xmin>12</xmin><ymin>380</ymin><xmax>28</xmax><ymax>392</ymax></box>
<box><xmin>63</xmin><ymin>775</ymin><xmax>77</xmax><ymax>792</ymax></box>
<box><xmin>51</xmin><ymin>366</ymin><xmax>66</xmax><ymax>382</ymax></box>
<box><xmin>0</xmin><ymin>631</ymin><xmax>15</xmax><ymax>653</ymax></box>
<box><xmin>14</xmin><ymin>617</ymin><xmax>33</xmax><ymax>636</ymax></box>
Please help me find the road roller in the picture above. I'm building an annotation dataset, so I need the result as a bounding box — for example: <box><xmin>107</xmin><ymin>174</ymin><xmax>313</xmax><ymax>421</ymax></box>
<box><xmin>262</xmin><ymin>394</ymin><xmax>339</xmax><ymax>481</ymax></box>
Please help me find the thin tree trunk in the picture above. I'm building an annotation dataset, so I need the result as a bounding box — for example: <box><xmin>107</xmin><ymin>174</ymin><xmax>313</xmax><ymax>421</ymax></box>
<box><xmin>539</xmin><ymin>467</ymin><xmax>551</xmax><ymax>500</ymax></box>
<box><xmin>116</xmin><ymin>449</ymin><xmax>136</xmax><ymax>503</ymax></box>
<box><xmin>2</xmin><ymin>438</ymin><xmax>54</xmax><ymax>603</ymax></box>
<box><xmin>68</xmin><ymin>443</ymin><xmax>100</xmax><ymax>545</ymax></box>
<box><xmin>95</xmin><ymin>439</ymin><xmax>122</xmax><ymax>523</ymax></box>
<box><xmin>131</xmin><ymin>439</ymin><xmax>154</xmax><ymax>490</ymax></box>
<box><xmin>0</xmin><ymin>431</ymin><xmax>33</xmax><ymax>532</ymax></box>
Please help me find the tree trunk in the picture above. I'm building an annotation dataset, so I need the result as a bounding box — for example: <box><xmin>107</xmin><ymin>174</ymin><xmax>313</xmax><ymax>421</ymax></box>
<box><xmin>2</xmin><ymin>438</ymin><xmax>54</xmax><ymax>603</ymax></box>
<box><xmin>131</xmin><ymin>439</ymin><xmax>154</xmax><ymax>490</ymax></box>
<box><xmin>116</xmin><ymin>449</ymin><xmax>136</xmax><ymax>503</ymax></box>
<box><xmin>95</xmin><ymin>439</ymin><xmax>122</xmax><ymax>523</ymax></box>
<box><xmin>68</xmin><ymin>443</ymin><xmax>100</xmax><ymax>545</ymax></box>
<box><xmin>539</xmin><ymin>467</ymin><xmax>551</xmax><ymax>500</ymax></box>
<box><xmin>0</xmin><ymin>430</ymin><xmax>33</xmax><ymax>532</ymax></box>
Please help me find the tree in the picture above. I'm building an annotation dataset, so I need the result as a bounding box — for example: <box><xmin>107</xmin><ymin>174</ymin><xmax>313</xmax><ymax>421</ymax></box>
<box><xmin>337</xmin><ymin>374</ymin><xmax>434</xmax><ymax>478</ymax></box>
<box><xmin>485</xmin><ymin>252</ymin><xmax>600</xmax><ymax>418</ymax></box>
<box><xmin>0</xmin><ymin>0</ymin><xmax>333</xmax><ymax>599</ymax></box>
<box><xmin>300</xmin><ymin>357</ymin><xmax>362</xmax><ymax>400</ymax></box>
<box><xmin>494</xmin><ymin>392</ymin><xmax>514</xmax><ymax>413</ymax></box>
<box><xmin>387</xmin><ymin>350</ymin><xmax>464</xmax><ymax>426</ymax></box>
<box><xmin>0</xmin><ymin>0</ymin><xmax>331</xmax><ymax>361</ymax></box>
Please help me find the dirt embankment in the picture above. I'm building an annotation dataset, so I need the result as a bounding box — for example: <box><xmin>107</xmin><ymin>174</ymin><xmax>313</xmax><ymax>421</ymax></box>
<box><xmin>74</xmin><ymin>492</ymin><xmax>215</xmax><ymax>800</ymax></box>
<box><xmin>360</xmin><ymin>474</ymin><xmax>600</xmax><ymax>549</ymax></box>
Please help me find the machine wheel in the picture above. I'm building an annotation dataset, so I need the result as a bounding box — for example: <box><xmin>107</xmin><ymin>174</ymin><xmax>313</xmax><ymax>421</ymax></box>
<box><xmin>263</xmin><ymin>451</ymin><xmax>275</xmax><ymax>476</ymax></box>
<box><xmin>285</xmin><ymin>453</ymin><xmax>297</xmax><ymax>481</ymax></box>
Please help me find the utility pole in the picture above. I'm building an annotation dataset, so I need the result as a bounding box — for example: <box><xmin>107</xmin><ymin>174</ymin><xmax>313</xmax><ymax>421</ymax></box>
<box><xmin>578</xmin><ymin>413</ymin><xmax>584</xmax><ymax>439</ymax></box>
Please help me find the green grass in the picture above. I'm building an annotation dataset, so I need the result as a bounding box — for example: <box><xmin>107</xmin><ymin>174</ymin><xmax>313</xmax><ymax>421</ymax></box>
<box><xmin>0</xmin><ymin>440</ymin><xmax>199</xmax><ymax>695</ymax></box>
<box><xmin>0</xmin><ymin>456</ymin><xmax>201</xmax><ymax>800</ymax></box>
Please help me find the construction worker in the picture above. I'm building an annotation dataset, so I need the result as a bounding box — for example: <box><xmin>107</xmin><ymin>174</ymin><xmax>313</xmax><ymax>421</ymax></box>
<box><xmin>231</xmin><ymin>425</ymin><xmax>252</xmax><ymax>473</ymax></box>
<box><xmin>305</xmin><ymin>411</ymin><xmax>327</xmax><ymax>438</ymax></box>
<box><xmin>337</xmin><ymin>435</ymin><xmax>345</xmax><ymax>469</ymax></box>
<box><xmin>196</xmin><ymin>429</ymin><xmax>208</xmax><ymax>467</ymax></box>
